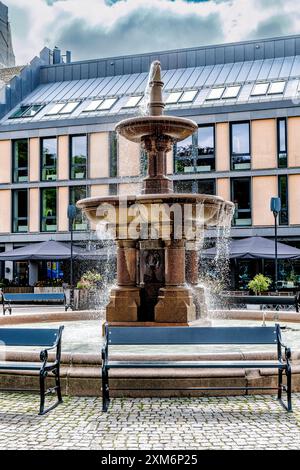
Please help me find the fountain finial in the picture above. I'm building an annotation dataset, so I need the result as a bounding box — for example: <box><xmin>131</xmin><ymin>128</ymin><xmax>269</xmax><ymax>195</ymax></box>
<box><xmin>148</xmin><ymin>61</ymin><xmax>165</xmax><ymax>116</ymax></box>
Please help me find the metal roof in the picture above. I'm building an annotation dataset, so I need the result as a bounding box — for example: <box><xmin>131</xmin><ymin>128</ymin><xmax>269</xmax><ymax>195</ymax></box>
<box><xmin>2</xmin><ymin>54</ymin><xmax>300</xmax><ymax>126</ymax></box>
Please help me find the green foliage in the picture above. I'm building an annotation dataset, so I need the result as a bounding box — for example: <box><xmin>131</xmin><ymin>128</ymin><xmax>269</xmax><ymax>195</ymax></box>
<box><xmin>77</xmin><ymin>270</ymin><xmax>103</xmax><ymax>290</ymax></box>
<box><xmin>247</xmin><ymin>274</ymin><xmax>272</xmax><ymax>295</ymax></box>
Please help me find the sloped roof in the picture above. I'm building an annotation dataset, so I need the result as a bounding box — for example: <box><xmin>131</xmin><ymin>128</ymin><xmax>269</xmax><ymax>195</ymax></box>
<box><xmin>0</xmin><ymin>65</ymin><xmax>24</xmax><ymax>87</ymax></box>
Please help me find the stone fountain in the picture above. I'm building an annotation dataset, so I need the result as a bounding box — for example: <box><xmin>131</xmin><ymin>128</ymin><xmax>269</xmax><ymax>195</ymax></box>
<box><xmin>77</xmin><ymin>61</ymin><xmax>234</xmax><ymax>326</ymax></box>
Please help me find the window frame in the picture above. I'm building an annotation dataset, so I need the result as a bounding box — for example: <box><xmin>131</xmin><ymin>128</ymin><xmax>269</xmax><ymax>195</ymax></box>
<box><xmin>12</xmin><ymin>189</ymin><xmax>29</xmax><ymax>233</ymax></box>
<box><xmin>40</xmin><ymin>137</ymin><xmax>58</xmax><ymax>182</ymax></box>
<box><xmin>231</xmin><ymin>177</ymin><xmax>252</xmax><ymax>227</ymax></box>
<box><xmin>230</xmin><ymin>121</ymin><xmax>251</xmax><ymax>171</ymax></box>
<box><xmin>69</xmin><ymin>134</ymin><xmax>88</xmax><ymax>180</ymax></box>
<box><xmin>40</xmin><ymin>187</ymin><xmax>58</xmax><ymax>233</ymax></box>
<box><xmin>12</xmin><ymin>139</ymin><xmax>29</xmax><ymax>183</ymax></box>
<box><xmin>69</xmin><ymin>185</ymin><xmax>89</xmax><ymax>231</ymax></box>
<box><xmin>278</xmin><ymin>175</ymin><xmax>289</xmax><ymax>226</ymax></box>
<box><xmin>277</xmin><ymin>118</ymin><xmax>288</xmax><ymax>168</ymax></box>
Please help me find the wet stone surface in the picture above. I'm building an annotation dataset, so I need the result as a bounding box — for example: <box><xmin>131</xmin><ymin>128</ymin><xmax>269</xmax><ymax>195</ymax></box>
<box><xmin>0</xmin><ymin>392</ymin><xmax>300</xmax><ymax>449</ymax></box>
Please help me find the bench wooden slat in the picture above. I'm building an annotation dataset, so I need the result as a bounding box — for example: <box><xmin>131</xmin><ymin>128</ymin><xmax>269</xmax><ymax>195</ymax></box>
<box><xmin>107</xmin><ymin>360</ymin><xmax>284</xmax><ymax>369</ymax></box>
<box><xmin>0</xmin><ymin>328</ymin><xmax>60</xmax><ymax>347</ymax></box>
<box><xmin>108</xmin><ymin>326</ymin><xmax>277</xmax><ymax>345</ymax></box>
<box><xmin>223</xmin><ymin>295</ymin><xmax>296</xmax><ymax>305</ymax></box>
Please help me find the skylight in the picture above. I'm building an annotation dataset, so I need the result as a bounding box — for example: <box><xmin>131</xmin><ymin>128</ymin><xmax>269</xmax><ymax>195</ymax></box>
<box><xmin>59</xmin><ymin>101</ymin><xmax>80</xmax><ymax>114</ymax></box>
<box><xmin>251</xmin><ymin>83</ymin><xmax>269</xmax><ymax>96</ymax></box>
<box><xmin>179</xmin><ymin>90</ymin><xmax>198</xmax><ymax>103</ymax></box>
<box><xmin>268</xmin><ymin>81</ymin><xmax>285</xmax><ymax>95</ymax></box>
<box><xmin>222</xmin><ymin>85</ymin><xmax>241</xmax><ymax>99</ymax></box>
<box><xmin>83</xmin><ymin>100</ymin><xmax>103</xmax><ymax>112</ymax></box>
<box><xmin>206</xmin><ymin>87</ymin><xmax>225</xmax><ymax>100</ymax></box>
<box><xmin>9</xmin><ymin>104</ymin><xmax>44</xmax><ymax>119</ymax></box>
<box><xmin>46</xmin><ymin>103</ymin><xmax>66</xmax><ymax>115</ymax></box>
<box><xmin>123</xmin><ymin>96</ymin><xmax>142</xmax><ymax>108</ymax></box>
<box><xmin>98</xmin><ymin>98</ymin><xmax>118</xmax><ymax>110</ymax></box>
<box><xmin>165</xmin><ymin>92</ymin><xmax>182</xmax><ymax>104</ymax></box>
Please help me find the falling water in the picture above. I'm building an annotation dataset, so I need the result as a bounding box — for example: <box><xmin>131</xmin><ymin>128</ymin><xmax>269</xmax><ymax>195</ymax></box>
<box><xmin>139</xmin><ymin>60</ymin><xmax>161</xmax><ymax>116</ymax></box>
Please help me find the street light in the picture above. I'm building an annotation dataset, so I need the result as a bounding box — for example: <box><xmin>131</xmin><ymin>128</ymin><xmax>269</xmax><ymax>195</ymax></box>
<box><xmin>67</xmin><ymin>204</ymin><xmax>77</xmax><ymax>310</ymax></box>
<box><xmin>270</xmin><ymin>197</ymin><xmax>281</xmax><ymax>293</ymax></box>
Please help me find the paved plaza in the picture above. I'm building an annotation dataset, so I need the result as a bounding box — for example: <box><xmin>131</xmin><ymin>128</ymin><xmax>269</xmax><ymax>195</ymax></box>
<box><xmin>0</xmin><ymin>392</ymin><xmax>300</xmax><ymax>450</ymax></box>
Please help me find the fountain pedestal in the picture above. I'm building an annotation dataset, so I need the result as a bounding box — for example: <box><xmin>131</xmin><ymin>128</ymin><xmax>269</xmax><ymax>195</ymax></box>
<box><xmin>77</xmin><ymin>61</ymin><xmax>234</xmax><ymax>327</ymax></box>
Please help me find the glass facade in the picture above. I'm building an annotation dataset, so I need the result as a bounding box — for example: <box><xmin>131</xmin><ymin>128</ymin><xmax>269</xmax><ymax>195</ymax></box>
<box><xmin>279</xmin><ymin>175</ymin><xmax>288</xmax><ymax>225</ymax></box>
<box><xmin>70</xmin><ymin>135</ymin><xmax>87</xmax><ymax>180</ymax></box>
<box><xmin>277</xmin><ymin>118</ymin><xmax>287</xmax><ymax>168</ymax></box>
<box><xmin>41</xmin><ymin>188</ymin><xmax>57</xmax><ymax>232</ymax></box>
<box><xmin>109</xmin><ymin>132</ymin><xmax>118</xmax><ymax>177</ymax></box>
<box><xmin>70</xmin><ymin>186</ymin><xmax>88</xmax><ymax>231</ymax></box>
<box><xmin>231</xmin><ymin>177</ymin><xmax>252</xmax><ymax>226</ymax></box>
<box><xmin>13</xmin><ymin>139</ymin><xmax>28</xmax><ymax>182</ymax></box>
<box><xmin>12</xmin><ymin>189</ymin><xmax>28</xmax><ymax>233</ymax></box>
<box><xmin>41</xmin><ymin>138</ymin><xmax>57</xmax><ymax>181</ymax></box>
<box><xmin>174</xmin><ymin>126</ymin><xmax>215</xmax><ymax>174</ymax></box>
<box><xmin>230</xmin><ymin>122</ymin><xmax>251</xmax><ymax>170</ymax></box>
<box><xmin>174</xmin><ymin>179</ymin><xmax>215</xmax><ymax>195</ymax></box>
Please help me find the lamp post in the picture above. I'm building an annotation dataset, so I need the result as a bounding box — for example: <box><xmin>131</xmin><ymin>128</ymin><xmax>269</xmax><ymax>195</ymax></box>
<box><xmin>270</xmin><ymin>197</ymin><xmax>281</xmax><ymax>293</ymax></box>
<box><xmin>67</xmin><ymin>204</ymin><xmax>77</xmax><ymax>310</ymax></box>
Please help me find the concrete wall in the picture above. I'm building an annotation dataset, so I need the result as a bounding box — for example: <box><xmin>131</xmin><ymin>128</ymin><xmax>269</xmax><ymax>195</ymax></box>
<box><xmin>118</xmin><ymin>135</ymin><xmax>140</xmax><ymax>177</ymax></box>
<box><xmin>216</xmin><ymin>122</ymin><xmax>230</xmax><ymax>172</ymax></box>
<box><xmin>288</xmin><ymin>117</ymin><xmax>300</xmax><ymax>167</ymax></box>
<box><xmin>289</xmin><ymin>175</ymin><xmax>300</xmax><ymax>225</ymax></box>
<box><xmin>89</xmin><ymin>132</ymin><xmax>109</xmax><ymax>179</ymax></box>
<box><xmin>29</xmin><ymin>138</ymin><xmax>40</xmax><ymax>182</ymax></box>
<box><xmin>58</xmin><ymin>135</ymin><xmax>69</xmax><ymax>180</ymax></box>
<box><xmin>252</xmin><ymin>176</ymin><xmax>277</xmax><ymax>226</ymax></box>
<box><xmin>0</xmin><ymin>140</ymin><xmax>11</xmax><ymax>183</ymax></box>
<box><xmin>252</xmin><ymin>119</ymin><xmax>277</xmax><ymax>169</ymax></box>
<box><xmin>0</xmin><ymin>189</ymin><xmax>11</xmax><ymax>233</ymax></box>
<box><xmin>58</xmin><ymin>186</ymin><xmax>69</xmax><ymax>232</ymax></box>
<box><xmin>29</xmin><ymin>188</ymin><xmax>39</xmax><ymax>232</ymax></box>
<box><xmin>216</xmin><ymin>178</ymin><xmax>230</xmax><ymax>201</ymax></box>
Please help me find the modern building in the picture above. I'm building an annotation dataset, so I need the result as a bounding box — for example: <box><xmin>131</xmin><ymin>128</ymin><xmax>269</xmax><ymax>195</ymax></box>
<box><xmin>0</xmin><ymin>1</ymin><xmax>15</xmax><ymax>68</ymax></box>
<box><xmin>1</xmin><ymin>35</ymin><xmax>300</xmax><ymax>287</ymax></box>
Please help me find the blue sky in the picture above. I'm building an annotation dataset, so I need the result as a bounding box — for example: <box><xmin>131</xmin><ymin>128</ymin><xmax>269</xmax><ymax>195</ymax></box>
<box><xmin>4</xmin><ymin>0</ymin><xmax>300</xmax><ymax>64</ymax></box>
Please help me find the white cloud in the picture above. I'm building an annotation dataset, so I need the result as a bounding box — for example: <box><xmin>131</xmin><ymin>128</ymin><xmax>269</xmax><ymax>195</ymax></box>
<box><xmin>4</xmin><ymin>0</ymin><xmax>300</xmax><ymax>64</ymax></box>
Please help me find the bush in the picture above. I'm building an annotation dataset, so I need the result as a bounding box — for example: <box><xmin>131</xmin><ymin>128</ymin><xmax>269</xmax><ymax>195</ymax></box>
<box><xmin>247</xmin><ymin>274</ymin><xmax>272</xmax><ymax>295</ymax></box>
<box><xmin>77</xmin><ymin>271</ymin><xmax>103</xmax><ymax>290</ymax></box>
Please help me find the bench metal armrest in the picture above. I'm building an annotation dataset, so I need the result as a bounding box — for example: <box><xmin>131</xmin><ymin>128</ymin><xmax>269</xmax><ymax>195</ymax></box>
<box><xmin>40</xmin><ymin>326</ymin><xmax>64</xmax><ymax>371</ymax></box>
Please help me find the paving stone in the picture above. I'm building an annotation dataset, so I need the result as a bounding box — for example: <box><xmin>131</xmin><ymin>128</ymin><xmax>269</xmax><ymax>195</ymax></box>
<box><xmin>0</xmin><ymin>392</ymin><xmax>300</xmax><ymax>449</ymax></box>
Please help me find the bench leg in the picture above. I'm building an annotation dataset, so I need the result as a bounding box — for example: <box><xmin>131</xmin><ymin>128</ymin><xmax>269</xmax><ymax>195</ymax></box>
<box><xmin>278</xmin><ymin>366</ymin><xmax>292</xmax><ymax>412</ymax></box>
<box><xmin>38</xmin><ymin>368</ymin><xmax>63</xmax><ymax>416</ymax></box>
<box><xmin>102</xmin><ymin>367</ymin><xmax>110</xmax><ymax>412</ymax></box>
<box><xmin>277</xmin><ymin>368</ymin><xmax>283</xmax><ymax>400</ymax></box>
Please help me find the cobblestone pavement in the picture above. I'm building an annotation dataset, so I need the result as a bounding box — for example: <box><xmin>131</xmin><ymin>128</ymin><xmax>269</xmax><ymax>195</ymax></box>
<box><xmin>0</xmin><ymin>392</ymin><xmax>300</xmax><ymax>450</ymax></box>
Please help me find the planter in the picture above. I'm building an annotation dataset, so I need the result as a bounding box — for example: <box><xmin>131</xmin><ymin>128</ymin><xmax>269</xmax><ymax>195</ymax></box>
<box><xmin>74</xmin><ymin>289</ymin><xmax>102</xmax><ymax>310</ymax></box>
<box><xmin>34</xmin><ymin>287</ymin><xmax>64</xmax><ymax>294</ymax></box>
<box><xmin>1</xmin><ymin>287</ymin><xmax>34</xmax><ymax>294</ymax></box>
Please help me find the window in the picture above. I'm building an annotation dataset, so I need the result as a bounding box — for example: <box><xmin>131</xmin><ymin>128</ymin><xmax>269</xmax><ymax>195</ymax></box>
<box><xmin>268</xmin><ymin>81</ymin><xmax>285</xmax><ymax>95</ymax></box>
<box><xmin>231</xmin><ymin>178</ymin><xmax>252</xmax><ymax>226</ymax></box>
<box><xmin>70</xmin><ymin>135</ymin><xmax>87</xmax><ymax>180</ymax></box>
<box><xmin>98</xmin><ymin>98</ymin><xmax>117</xmax><ymax>110</ymax></box>
<box><xmin>174</xmin><ymin>179</ymin><xmax>215</xmax><ymax>195</ymax></box>
<box><xmin>83</xmin><ymin>100</ymin><xmax>103</xmax><ymax>112</ymax></box>
<box><xmin>140</xmin><ymin>149</ymin><xmax>147</xmax><ymax>176</ymax></box>
<box><xmin>46</xmin><ymin>101</ymin><xmax>80</xmax><ymax>116</ymax></box>
<box><xmin>206</xmin><ymin>88</ymin><xmax>224</xmax><ymax>100</ymax></box>
<box><xmin>12</xmin><ymin>189</ymin><xmax>28</xmax><ymax>233</ymax></box>
<box><xmin>9</xmin><ymin>105</ymin><xmax>44</xmax><ymax>119</ymax></box>
<box><xmin>230</xmin><ymin>122</ymin><xmax>251</xmax><ymax>170</ymax></box>
<box><xmin>109</xmin><ymin>132</ymin><xmax>118</xmax><ymax>177</ymax></box>
<box><xmin>277</xmin><ymin>118</ymin><xmax>287</xmax><ymax>168</ymax></box>
<box><xmin>70</xmin><ymin>186</ymin><xmax>88</xmax><ymax>231</ymax></box>
<box><xmin>222</xmin><ymin>85</ymin><xmax>241</xmax><ymax>99</ymax></box>
<box><xmin>174</xmin><ymin>126</ymin><xmax>215</xmax><ymax>174</ymax></box>
<box><xmin>13</xmin><ymin>139</ymin><xmax>28</xmax><ymax>182</ymax></box>
<box><xmin>123</xmin><ymin>96</ymin><xmax>142</xmax><ymax>108</ymax></box>
<box><xmin>166</xmin><ymin>92</ymin><xmax>182</xmax><ymax>104</ymax></box>
<box><xmin>278</xmin><ymin>175</ymin><xmax>288</xmax><ymax>225</ymax></box>
<box><xmin>179</xmin><ymin>90</ymin><xmax>198</xmax><ymax>103</ymax></box>
<box><xmin>41</xmin><ymin>138</ymin><xmax>57</xmax><ymax>181</ymax></box>
<box><xmin>197</xmin><ymin>125</ymin><xmax>215</xmax><ymax>171</ymax></box>
<box><xmin>174</xmin><ymin>134</ymin><xmax>195</xmax><ymax>174</ymax></box>
<box><xmin>109</xmin><ymin>184</ymin><xmax>118</xmax><ymax>195</ymax></box>
<box><xmin>41</xmin><ymin>188</ymin><xmax>57</xmax><ymax>232</ymax></box>
<box><xmin>251</xmin><ymin>83</ymin><xmax>269</xmax><ymax>96</ymax></box>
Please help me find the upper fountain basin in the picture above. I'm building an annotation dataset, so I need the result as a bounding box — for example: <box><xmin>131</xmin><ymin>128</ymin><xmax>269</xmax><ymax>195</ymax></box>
<box><xmin>115</xmin><ymin>115</ymin><xmax>198</xmax><ymax>143</ymax></box>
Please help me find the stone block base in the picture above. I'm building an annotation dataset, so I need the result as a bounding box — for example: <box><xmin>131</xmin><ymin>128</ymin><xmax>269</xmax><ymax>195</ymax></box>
<box><xmin>154</xmin><ymin>287</ymin><xmax>196</xmax><ymax>323</ymax></box>
<box><xmin>106</xmin><ymin>287</ymin><xmax>140</xmax><ymax>323</ymax></box>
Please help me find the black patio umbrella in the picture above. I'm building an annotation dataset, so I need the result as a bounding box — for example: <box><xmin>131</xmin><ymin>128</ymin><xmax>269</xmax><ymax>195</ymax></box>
<box><xmin>0</xmin><ymin>240</ymin><xmax>101</xmax><ymax>261</ymax></box>
<box><xmin>202</xmin><ymin>236</ymin><xmax>300</xmax><ymax>260</ymax></box>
